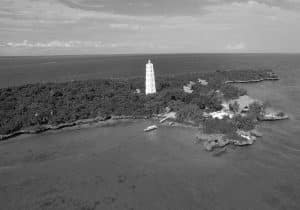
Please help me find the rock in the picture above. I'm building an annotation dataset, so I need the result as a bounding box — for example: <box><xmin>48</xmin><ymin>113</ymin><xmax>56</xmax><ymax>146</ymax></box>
<box><xmin>235</xmin><ymin>130</ymin><xmax>256</xmax><ymax>145</ymax></box>
<box><xmin>159</xmin><ymin>112</ymin><xmax>177</xmax><ymax>123</ymax></box>
<box><xmin>259</xmin><ymin>109</ymin><xmax>289</xmax><ymax>121</ymax></box>
<box><xmin>196</xmin><ymin>131</ymin><xmax>256</xmax><ymax>151</ymax></box>
<box><xmin>203</xmin><ymin>141</ymin><xmax>214</xmax><ymax>151</ymax></box>
<box><xmin>250</xmin><ymin>129</ymin><xmax>263</xmax><ymax>137</ymax></box>
<box><xmin>197</xmin><ymin>133</ymin><xmax>229</xmax><ymax>151</ymax></box>
<box><xmin>168</xmin><ymin>122</ymin><xmax>175</xmax><ymax>126</ymax></box>
<box><xmin>212</xmin><ymin>148</ymin><xmax>227</xmax><ymax>157</ymax></box>
<box><xmin>232</xmin><ymin>138</ymin><xmax>255</xmax><ymax>146</ymax></box>
<box><xmin>259</xmin><ymin>114</ymin><xmax>289</xmax><ymax>121</ymax></box>
<box><xmin>203</xmin><ymin>138</ymin><xmax>230</xmax><ymax>151</ymax></box>
<box><xmin>193</xmin><ymin>139</ymin><xmax>201</xmax><ymax>144</ymax></box>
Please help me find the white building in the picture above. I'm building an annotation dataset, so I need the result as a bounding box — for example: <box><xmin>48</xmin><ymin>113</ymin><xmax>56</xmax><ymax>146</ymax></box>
<box><xmin>198</xmin><ymin>78</ymin><xmax>208</xmax><ymax>86</ymax></box>
<box><xmin>183</xmin><ymin>81</ymin><xmax>195</xmax><ymax>94</ymax></box>
<box><xmin>145</xmin><ymin>60</ymin><xmax>156</xmax><ymax>95</ymax></box>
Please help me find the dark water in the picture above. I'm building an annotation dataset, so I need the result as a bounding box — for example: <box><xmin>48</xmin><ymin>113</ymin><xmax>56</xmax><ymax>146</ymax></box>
<box><xmin>1</xmin><ymin>53</ymin><xmax>300</xmax><ymax>88</ymax></box>
<box><xmin>0</xmin><ymin>54</ymin><xmax>299</xmax><ymax>209</ymax></box>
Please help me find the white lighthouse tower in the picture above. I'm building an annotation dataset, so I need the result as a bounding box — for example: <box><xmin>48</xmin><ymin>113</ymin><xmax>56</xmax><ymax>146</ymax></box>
<box><xmin>145</xmin><ymin>59</ymin><xmax>156</xmax><ymax>95</ymax></box>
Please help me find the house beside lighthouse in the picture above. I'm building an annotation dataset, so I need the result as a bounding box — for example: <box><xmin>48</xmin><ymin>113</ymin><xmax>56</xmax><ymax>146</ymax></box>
<box><xmin>145</xmin><ymin>60</ymin><xmax>156</xmax><ymax>95</ymax></box>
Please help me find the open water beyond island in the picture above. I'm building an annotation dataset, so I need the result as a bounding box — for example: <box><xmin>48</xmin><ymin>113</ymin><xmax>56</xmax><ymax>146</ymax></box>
<box><xmin>0</xmin><ymin>54</ymin><xmax>299</xmax><ymax>209</ymax></box>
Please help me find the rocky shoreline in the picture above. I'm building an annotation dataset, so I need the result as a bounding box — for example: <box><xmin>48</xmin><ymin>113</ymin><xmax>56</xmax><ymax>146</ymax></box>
<box><xmin>0</xmin><ymin>71</ymin><xmax>288</xmax><ymax>153</ymax></box>
<box><xmin>225</xmin><ymin>77</ymin><xmax>279</xmax><ymax>84</ymax></box>
<box><xmin>194</xmin><ymin>129</ymin><xmax>263</xmax><ymax>151</ymax></box>
<box><xmin>0</xmin><ymin>115</ymin><xmax>146</xmax><ymax>141</ymax></box>
<box><xmin>258</xmin><ymin>114</ymin><xmax>289</xmax><ymax>121</ymax></box>
<box><xmin>1</xmin><ymin>109</ymin><xmax>289</xmax><ymax>152</ymax></box>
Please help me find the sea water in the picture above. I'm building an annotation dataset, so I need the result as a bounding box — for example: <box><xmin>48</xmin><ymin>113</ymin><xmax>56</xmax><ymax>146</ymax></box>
<box><xmin>0</xmin><ymin>53</ymin><xmax>299</xmax><ymax>88</ymax></box>
<box><xmin>0</xmin><ymin>54</ymin><xmax>299</xmax><ymax>209</ymax></box>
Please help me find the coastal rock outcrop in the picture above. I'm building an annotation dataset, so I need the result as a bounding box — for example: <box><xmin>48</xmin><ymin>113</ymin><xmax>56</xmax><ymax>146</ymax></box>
<box><xmin>196</xmin><ymin>131</ymin><xmax>256</xmax><ymax>151</ymax></box>
<box><xmin>258</xmin><ymin>110</ymin><xmax>289</xmax><ymax>121</ymax></box>
<box><xmin>250</xmin><ymin>129</ymin><xmax>263</xmax><ymax>137</ymax></box>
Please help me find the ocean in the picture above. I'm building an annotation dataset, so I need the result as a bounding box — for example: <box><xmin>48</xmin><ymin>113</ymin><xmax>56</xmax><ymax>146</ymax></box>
<box><xmin>1</xmin><ymin>53</ymin><xmax>300</xmax><ymax>88</ymax></box>
<box><xmin>0</xmin><ymin>54</ymin><xmax>299</xmax><ymax>209</ymax></box>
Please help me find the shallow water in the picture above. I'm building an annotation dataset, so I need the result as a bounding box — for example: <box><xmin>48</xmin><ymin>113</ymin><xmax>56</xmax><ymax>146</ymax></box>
<box><xmin>0</xmin><ymin>119</ymin><xmax>296</xmax><ymax>210</ymax></box>
<box><xmin>0</xmin><ymin>119</ymin><xmax>299</xmax><ymax>210</ymax></box>
<box><xmin>0</xmin><ymin>54</ymin><xmax>300</xmax><ymax>209</ymax></box>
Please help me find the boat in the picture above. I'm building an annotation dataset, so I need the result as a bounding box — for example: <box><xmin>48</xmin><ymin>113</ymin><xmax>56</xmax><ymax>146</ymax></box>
<box><xmin>144</xmin><ymin>125</ymin><xmax>158</xmax><ymax>132</ymax></box>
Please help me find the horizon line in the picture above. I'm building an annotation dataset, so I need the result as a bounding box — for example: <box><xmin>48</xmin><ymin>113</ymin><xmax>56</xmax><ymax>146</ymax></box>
<box><xmin>1</xmin><ymin>52</ymin><xmax>300</xmax><ymax>57</ymax></box>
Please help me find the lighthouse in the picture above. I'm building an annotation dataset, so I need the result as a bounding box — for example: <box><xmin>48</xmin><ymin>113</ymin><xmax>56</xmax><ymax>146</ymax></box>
<box><xmin>145</xmin><ymin>59</ymin><xmax>156</xmax><ymax>95</ymax></box>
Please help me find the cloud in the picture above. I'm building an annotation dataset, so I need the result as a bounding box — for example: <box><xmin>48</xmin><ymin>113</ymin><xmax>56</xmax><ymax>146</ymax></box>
<box><xmin>109</xmin><ymin>23</ymin><xmax>142</xmax><ymax>31</ymax></box>
<box><xmin>58</xmin><ymin>0</ymin><xmax>203</xmax><ymax>16</ymax></box>
<box><xmin>1</xmin><ymin>0</ymin><xmax>300</xmax><ymax>55</ymax></box>
<box><xmin>108</xmin><ymin>41</ymin><xmax>167</xmax><ymax>49</ymax></box>
<box><xmin>1</xmin><ymin>0</ymin><xmax>300</xmax><ymax>28</ymax></box>
<box><xmin>0</xmin><ymin>0</ymin><xmax>152</xmax><ymax>26</ymax></box>
<box><xmin>2</xmin><ymin>40</ymin><xmax>166</xmax><ymax>50</ymax></box>
<box><xmin>226</xmin><ymin>42</ymin><xmax>246</xmax><ymax>50</ymax></box>
<box><xmin>4</xmin><ymin>40</ymin><xmax>103</xmax><ymax>48</ymax></box>
<box><xmin>58</xmin><ymin>0</ymin><xmax>300</xmax><ymax>16</ymax></box>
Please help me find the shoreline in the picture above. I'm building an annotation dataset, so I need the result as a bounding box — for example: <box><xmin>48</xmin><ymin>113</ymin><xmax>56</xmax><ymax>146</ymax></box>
<box><xmin>0</xmin><ymin>115</ymin><xmax>147</xmax><ymax>141</ymax></box>
<box><xmin>0</xmin><ymin>74</ymin><xmax>281</xmax><ymax>142</ymax></box>
<box><xmin>225</xmin><ymin>77</ymin><xmax>279</xmax><ymax>84</ymax></box>
<box><xmin>0</xmin><ymin>113</ymin><xmax>202</xmax><ymax>142</ymax></box>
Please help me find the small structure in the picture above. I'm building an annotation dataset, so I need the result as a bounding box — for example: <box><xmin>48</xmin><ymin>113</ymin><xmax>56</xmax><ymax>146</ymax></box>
<box><xmin>221</xmin><ymin>102</ymin><xmax>230</xmax><ymax>111</ymax></box>
<box><xmin>208</xmin><ymin>110</ymin><xmax>234</xmax><ymax>119</ymax></box>
<box><xmin>183</xmin><ymin>85</ymin><xmax>193</xmax><ymax>94</ymax></box>
<box><xmin>229</xmin><ymin>95</ymin><xmax>257</xmax><ymax>113</ymax></box>
<box><xmin>198</xmin><ymin>78</ymin><xmax>208</xmax><ymax>86</ymax></box>
<box><xmin>183</xmin><ymin>81</ymin><xmax>195</xmax><ymax>94</ymax></box>
<box><xmin>145</xmin><ymin>60</ymin><xmax>156</xmax><ymax>95</ymax></box>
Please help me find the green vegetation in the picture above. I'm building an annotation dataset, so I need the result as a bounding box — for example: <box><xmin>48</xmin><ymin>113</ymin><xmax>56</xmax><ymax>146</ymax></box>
<box><xmin>203</xmin><ymin>118</ymin><xmax>237</xmax><ymax>134</ymax></box>
<box><xmin>248</xmin><ymin>102</ymin><xmax>264</xmax><ymax>119</ymax></box>
<box><xmin>202</xmin><ymin>114</ymin><xmax>256</xmax><ymax>136</ymax></box>
<box><xmin>176</xmin><ymin>104</ymin><xmax>204</xmax><ymax>124</ymax></box>
<box><xmin>202</xmin><ymin>100</ymin><xmax>266</xmax><ymax>136</ymax></box>
<box><xmin>0</xmin><ymin>69</ymin><xmax>275</xmax><ymax>135</ymax></box>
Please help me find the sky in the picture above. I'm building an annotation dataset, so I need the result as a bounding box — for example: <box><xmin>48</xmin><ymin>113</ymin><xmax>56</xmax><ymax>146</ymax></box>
<box><xmin>0</xmin><ymin>0</ymin><xmax>300</xmax><ymax>55</ymax></box>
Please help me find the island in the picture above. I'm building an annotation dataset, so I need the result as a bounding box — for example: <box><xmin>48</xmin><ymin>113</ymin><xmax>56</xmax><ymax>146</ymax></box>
<box><xmin>0</xmin><ymin>69</ymin><xmax>288</xmax><ymax>151</ymax></box>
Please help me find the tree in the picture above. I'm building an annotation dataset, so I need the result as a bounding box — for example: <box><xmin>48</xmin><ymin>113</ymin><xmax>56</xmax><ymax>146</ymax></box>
<box><xmin>221</xmin><ymin>84</ymin><xmax>247</xmax><ymax>100</ymax></box>
<box><xmin>233</xmin><ymin>115</ymin><xmax>256</xmax><ymax>131</ymax></box>
<box><xmin>229</xmin><ymin>101</ymin><xmax>240</xmax><ymax>113</ymax></box>
<box><xmin>176</xmin><ymin>104</ymin><xmax>204</xmax><ymax>123</ymax></box>
<box><xmin>248</xmin><ymin>102</ymin><xmax>263</xmax><ymax>119</ymax></box>
<box><xmin>203</xmin><ymin>118</ymin><xmax>237</xmax><ymax>134</ymax></box>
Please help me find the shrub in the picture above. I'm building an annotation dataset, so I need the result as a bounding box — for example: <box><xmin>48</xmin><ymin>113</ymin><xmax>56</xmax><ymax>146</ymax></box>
<box><xmin>203</xmin><ymin>118</ymin><xmax>237</xmax><ymax>134</ymax></box>
<box><xmin>221</xmin><ymin>84</ymin><xmax>247</xmax><ymax>100</ymax></box>
<box><xmin>248</xmin><ymin>102</ymin><xmax>264</xmax><ymax>119</ymax></box>
<box><xmin>167</xmin><ymin>100</ymin><xmax>185</xmax><ymax>112</ymax></box>
<box><xmin>229</xmin><ymin>101</ymin><xmax>240</xmax><ymax>113</ymax></box>
<box><xmin>176</xmin><ymin>104</ymin><xmax>204</xmax><ymax>123</ymax></box>
<box><xmin>232</xmin><ymin>115</ymin><xmax>256</xmax><ymax>131</ymax></box>
<box><xmin>0</xmin><ymin>70</ymin><xmax>270</xmax><ymax>135</ymax></box>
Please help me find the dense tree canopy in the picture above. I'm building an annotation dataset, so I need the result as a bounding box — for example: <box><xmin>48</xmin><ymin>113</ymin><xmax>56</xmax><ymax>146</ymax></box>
<box><xmin>0</xmin><ymin>69</ymin><xmax>276</xmax><ymax>135</ymax></box>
